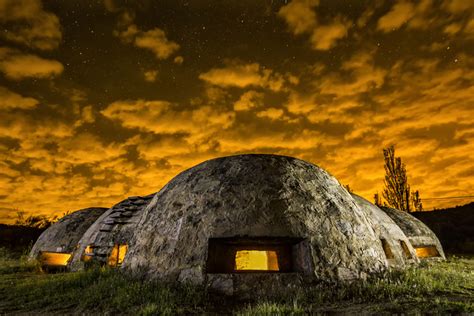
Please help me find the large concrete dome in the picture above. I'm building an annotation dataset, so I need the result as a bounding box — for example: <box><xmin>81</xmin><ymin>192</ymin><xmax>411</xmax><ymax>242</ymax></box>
<box><xmin>123</xmin><ymin>154</ymin><xmax>389</xmax><ymax>294</ymax></box>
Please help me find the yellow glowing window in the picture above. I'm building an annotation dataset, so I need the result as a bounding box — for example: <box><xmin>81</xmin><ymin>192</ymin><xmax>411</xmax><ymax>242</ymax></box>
<box><xmin>82</xmin><ymin>245</ymin><xmax>94</xmax><ymax>262</ymax></box>
<box><xmin>235</xmin><ymin>250</ymin><xmax>279</xmax><ymax>271</ymax></box>
<box><xmin>107</xmin><ymin>244</ymin><xmax>128</xmax><ymax>267</ymax></box>
<box><xmin>38</xmin><ymin>251</ymin><xmax>72</xmax><ymax>266</ymax></box>
<box><xmin>415</xmin><ymin>246</ymin><xmax>440</xmax><ymax>258</ymax></box>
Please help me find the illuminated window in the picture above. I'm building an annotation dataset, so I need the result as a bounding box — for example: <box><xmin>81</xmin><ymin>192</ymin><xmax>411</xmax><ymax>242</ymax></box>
<box><xmin>380</xmin><ymin>239</ymin><xmax>394</xmax><ymax>259</ymax></box>
<box><xmin>399</xmin><ymin>240</ymin><xmax>412</xmax><ymax>259</ymax></box>
<box><xmin>415</xmin><ymin>246</ymin><xmax>440</xmax><ymax>258</ymax></box>
<box><xmin>206</xmin><ymin>237</ymin><xmax>310</xmax><ymax>273</ymax></box>
<box><xmin>107</xmin><ymin>244</ymin><xmax>128</xmax><ymax>267</ymax></box>
<box><xmin>38</xmin><ymin>251</ymin><xmax>72</xmax><ymax>267</ymax></box>
<box><xmin>235</xmin><ymin>250</ymin><xmax>279</xmax><ymax>271</ymax></box>
<box><xmin>82</xmin><ymin>245</ymin><xmax>94</xmax><ymax>262</ymax></box>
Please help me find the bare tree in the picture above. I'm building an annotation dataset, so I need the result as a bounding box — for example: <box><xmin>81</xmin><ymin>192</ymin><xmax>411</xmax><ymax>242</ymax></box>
<box><xmin>382</xmin><ymin>145</ymin><xmax>412</xmax><ymax>212</ymax></box>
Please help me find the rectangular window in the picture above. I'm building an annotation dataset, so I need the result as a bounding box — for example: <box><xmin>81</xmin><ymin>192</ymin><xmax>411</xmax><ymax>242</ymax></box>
<box><xmin>381</xmin><ymin>239</ymin><xmax>394</xmax><ymax>259</ymax></box>
<box><xmin>399</xmin><ymin>240</ymin><xmax>412</xmax><ymax>259</ymax></box>
<box><xmin>107</xmin><ymin>244</ymin><xmax>128</xmax><ymax>267</ymax></box>
<box><xmin>235</xmin><ymin>250</ymin><xmax>279</xmax><ymax>271</ymax></box>
<box><xmin>82</xmin><ymin>245</ymin><xmax>94</xmax><ymax>262</ymax></box>
<box><xmin>415</xmin><ymin>246</ymin><xmax>440</xmax><ymax>258</ymax></box>
<box><xmin>206</xmin><ymin>237</ymin><xmax>307</xmax><ymax>273</ymax></box>
<box><xmin>38</xmin><ymin>251</ymin><xmax>72</xmax><ymax>267</ymax></box>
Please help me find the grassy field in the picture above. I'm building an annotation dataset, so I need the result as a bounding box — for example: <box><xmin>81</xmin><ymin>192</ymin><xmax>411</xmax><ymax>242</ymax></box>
<box><xmin>0</xmin><ymin>248</ymin><xmax>473</xmax><ymax>315</ymax></box>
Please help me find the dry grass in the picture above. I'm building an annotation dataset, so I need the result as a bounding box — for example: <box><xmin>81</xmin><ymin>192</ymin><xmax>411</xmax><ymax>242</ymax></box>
<box><xmin>1</xmin><ymin>247</ymin><xmax>473</xmax><ymax>315</ymax></box>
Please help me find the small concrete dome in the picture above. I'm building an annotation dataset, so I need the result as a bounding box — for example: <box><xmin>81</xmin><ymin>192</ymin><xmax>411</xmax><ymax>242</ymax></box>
<box><xmin>29</xmin><ymin>207</ymin><xmax>108</xmax><ymax>267</ymax></box>
<box><xmin>69</xmin><ymin>194</ymin><xmax>155</xmax><ymax>271</ymax></box>
<box><xmin>351</xmin><ymin>194</ymin><xmax>419</xmax><ymax>267</ymax></box>
<box><xmin>380</xmin><ymin>206</ymin><xmax>446</xmax><ymax>260</ymax></box>
<box><xmin>122</xmin><ymin>154</ymin><xmax>389</xmax><ymax>295</ymax></box>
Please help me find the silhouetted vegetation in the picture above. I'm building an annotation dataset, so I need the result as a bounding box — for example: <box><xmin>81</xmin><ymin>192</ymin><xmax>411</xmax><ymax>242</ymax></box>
<box><xmin>14</xmin><ymin>211</ymin><xmax>58</xmax><ymax>229</ymax></box>
<box><xmin>376</xmin><ymin>145</ymin><xmax>423</xmax><ymax>212</ymax></box>
<box><xmin>0</xmin><ymin>224</ymin><xmax>45</xmax><ymax>256</ymax></box>
<box><xmin>413</xmin><ymin>202</ymin><xmax>474</xmax><ymax>255</ymax></box>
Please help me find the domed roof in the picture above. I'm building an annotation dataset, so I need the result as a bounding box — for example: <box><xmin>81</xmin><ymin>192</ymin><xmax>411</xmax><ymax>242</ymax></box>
<box><xmin>351</xmin><ymin>194</ymin><xmax>418</xmax><ymax>266</ymax></box>
<box><xmin>124</xmin><ymin>154</ymin><xmax>388</xmax><ymax>285</ymax></box>
<box><xmin>29</xmin><ymin>207</ymin><xmax>108</xmax><ymax>260</ymax></box>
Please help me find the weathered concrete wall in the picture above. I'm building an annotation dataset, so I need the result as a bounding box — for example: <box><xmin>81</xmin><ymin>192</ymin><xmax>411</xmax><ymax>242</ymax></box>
<box><xmin>351</xmin><ymin>194</ymin><xmax>419</xmax><ymax>267</ymax></box>
<box><xmin>69</xmin><ymin>194</ymin><xmax>155</xmax><ymax>270</ymax></box>
<box><xmin>124</xmin><ymin>154</ymin><xmax>389</xmax><ymax>290</ymax></box>
<box><xmin>29</xmin><ymin>207</ymin><xmax>108</xmax><ymax>259</ymax></box>
<box><xmin>380</xmin><ymin>206</ymin><xmax>446</xmax><ymax>260</ymax></box>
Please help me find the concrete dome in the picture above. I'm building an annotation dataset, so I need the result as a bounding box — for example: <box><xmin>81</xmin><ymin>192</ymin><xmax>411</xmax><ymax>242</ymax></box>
<box><xmin>69</xmin><ymin>193</ymin><xmax>155</xmax><ymax>271</ymax></box>
<box><xmin>123</xmin><ymin>154</ymin><xmax>389</xmax><ymax>294</ymax></box>
<box><xmin>380</xmin><ymin>206</ymin><xmax>446</xmax><ymax>260</ymax></box>
<box><xmin>351</xmin><ymin>194</ymin><xmax>419</xmax><ymax>267</ymax></box>
<box><xmin>29</xmin><ymin>207</ymin><xmax>107</xmax><ymax>268</ymax></box>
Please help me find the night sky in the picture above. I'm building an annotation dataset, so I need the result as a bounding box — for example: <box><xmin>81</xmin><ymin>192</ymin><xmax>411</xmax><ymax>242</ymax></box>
<box><xmin>0</xmin><ymin>0</ymin><xmax>473</xmax><ymax>223</ymax></box>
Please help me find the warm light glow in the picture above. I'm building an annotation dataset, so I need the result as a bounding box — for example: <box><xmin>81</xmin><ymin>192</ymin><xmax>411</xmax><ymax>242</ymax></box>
<box><xmin>107</xmin><ymin>244</ymin><xmax>128</xmax><ymax>267</ymax></box>
<box><xmin>82</xmin><ymin>245</ymin><xmax>93</xmax><ymax>262</ymax></box>
<box><xmin>235</xmin><ymin>250</ymin><xmax>279</xmax><ymax>271</ymax></box>
<box><xmin>38</xmin><ymin>251</ymin><xmax>72</xmax><ymax>266</ymax></box>
<box><xmin>415</xmin><ymin>246</ymin><xmax>440</xmax><ymax>258</ymax></box>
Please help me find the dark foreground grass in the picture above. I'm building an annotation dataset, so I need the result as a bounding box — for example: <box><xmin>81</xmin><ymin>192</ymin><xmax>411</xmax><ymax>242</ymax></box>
<box><xmin>0</xmin><ymin>247</ymin><xmax>473</xmax><ymax>315</ymax></box>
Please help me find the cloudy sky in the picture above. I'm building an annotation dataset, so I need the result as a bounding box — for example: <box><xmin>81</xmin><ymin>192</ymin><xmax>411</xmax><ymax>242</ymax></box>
<box><xmin>0</xmin><ymin>0</ymin><xmax>473</xmax><ymax>223</ymax></box>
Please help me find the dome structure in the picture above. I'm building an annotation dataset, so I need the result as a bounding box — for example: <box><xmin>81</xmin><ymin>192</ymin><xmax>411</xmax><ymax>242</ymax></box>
<box><xmin>29</xmin><ymin>154</ymin><xmax>446</xmax><ymax>296</ymax></box>
<box><xmin>122</xmin><ymin>155</ymin><xmax>390</xmax><ymax>295</ymax></box>
<box><xmin>29</xmin><ymin>207</ymin><xmax>108</xmax><ymax>269</ymax></box>
<box><xmin>380</xmin><ymin>206</ymin><xmax>446</xmax><ymax>260</ymax></box>
<box><xmin>351</xmin><ymin>194</ymin><xmax>419</xmax><ymax>267</ymax></box>
<box><xmin>69</xmin><ymin>193</ymin><xmax>155</xmax><ymax>271</ymax></box>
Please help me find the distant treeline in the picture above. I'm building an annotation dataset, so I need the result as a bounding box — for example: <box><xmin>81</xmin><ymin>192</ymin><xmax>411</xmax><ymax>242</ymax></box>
<box><xmin>413</xmin><ymin>202</ymin><xmax>474</xmax><ymax>254</ymax></box>
<box><xmin>0</xmin><ymin>224</ymin><xmax>46</xmax><ymax>255</ymax></box>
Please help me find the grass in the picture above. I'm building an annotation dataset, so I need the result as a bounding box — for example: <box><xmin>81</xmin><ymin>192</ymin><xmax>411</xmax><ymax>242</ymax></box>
<box><xmin>1</xmin><ymin>247</ymin><xmax>473</xmax><ymax>314</ymax></box>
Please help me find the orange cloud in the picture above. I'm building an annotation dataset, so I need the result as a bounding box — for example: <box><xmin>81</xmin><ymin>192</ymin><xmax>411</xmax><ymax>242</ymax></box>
<box><xmin>144</xmin><ymin>69</ymin><xmax>158</xmax><ymax>82</ymax></box>
<box><xmin>277</xmin><ymin>0</ymin><xmax>319</xmax><ymax>35</ymax></box>
<box><xmin>233</xmin><ymin>90</ymin><xmax>264</xmax><ymax>111</ymax></box>
<box><xmin>134</xmin><ymin>28</ymin><xmax>180</xmax><ymax>60</ymax></box>
<box><xmin>0</xmin><ymin>47</ymin><xmax>63</xmax><ymax>80</ymax></box>
<box><xmin>310</xmin><ymin>18</ymin><xmax>350</xmax><ymax>50</ymax></box>
<box><xmin>112</xmin><ymin>6</ymin><xmax>180</xmax><ymax>61</ymax></box>
<box><xmin>199</xmin><ymin>62</ymin><xmax>286</xmax><ymax>91</ymax></box>
<box><xmin>0</xmin><ymin>0</ymin><xmax>62</xmax><ymax>50</ymax></box>
<box><xmin>101</xmin><ymin>99</ymin><xmax>235</xmax><ymax>143</ymax></box>
<box><xmin>377</xmin><ymin>1</ymin><xmax>416</xmax><ymax>32</ymax></box>
<box><xmin>279</xmin><ymin>0</ymin><xmax>350</xmax><ymax>50</ymax></box>
<box><xmin>0</xmin><ymin>86</ymin><xmax>38</xmax><ymax>109</ymax></box>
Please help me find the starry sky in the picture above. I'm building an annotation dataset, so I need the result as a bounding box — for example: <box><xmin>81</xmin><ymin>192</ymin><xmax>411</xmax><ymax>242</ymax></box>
<box><xmin>0</xmin><ymin>0</ymin><xmax>473</xmax><ymax>223</ymax></box>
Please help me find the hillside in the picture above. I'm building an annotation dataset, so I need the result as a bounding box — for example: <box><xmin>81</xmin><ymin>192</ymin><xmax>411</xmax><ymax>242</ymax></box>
<box><xmin>413</xmin><ymin>202</ymin><xmax>474</xmax><ymax>254</ymax></box>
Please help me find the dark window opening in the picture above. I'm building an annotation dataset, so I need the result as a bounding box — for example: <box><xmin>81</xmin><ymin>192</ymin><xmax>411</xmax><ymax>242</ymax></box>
<box><xmin>380</xmin><ymin>239</ymin><xmax>394</xmax><ymax>259</ymax></box>
<box><xmin>415</xmin><ymin>246</ymin><xmax>440</xmax><ymax>258</ymax></box>
<box><xmin>399</xmin><ymin>240</ymin><xmax>412</xmax><ymax>259</ymax></box>
<box><xmin>206</xmin><ymin>237</ymin><xmax>311</xmax><ymax>273</ymax></box>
